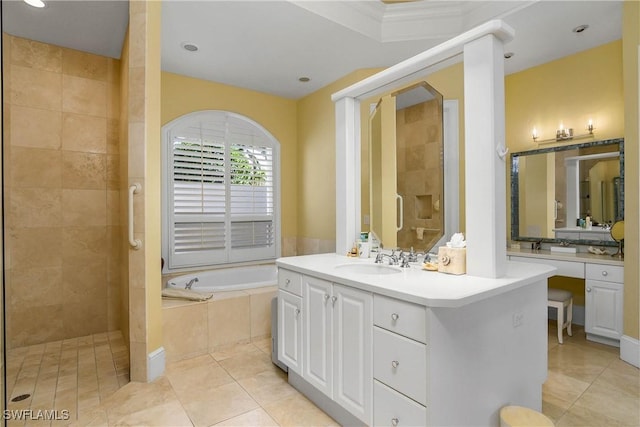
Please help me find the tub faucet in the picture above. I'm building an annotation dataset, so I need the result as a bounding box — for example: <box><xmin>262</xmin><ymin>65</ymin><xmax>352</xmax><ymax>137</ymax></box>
<box><xmin>185</xmin><ymin>277</ymin><xmax>199</xmax><ymax>290</ymax></box>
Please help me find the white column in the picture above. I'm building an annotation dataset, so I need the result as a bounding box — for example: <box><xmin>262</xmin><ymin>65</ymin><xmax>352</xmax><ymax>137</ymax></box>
<box><xmin>463</xmin><ymin>34</ymin><xmax>507</xmax><ymax>278</ymax></box>
<box><xmin>335</xmin><ymin>97</ymin><xmax>361</xmax><ymax>255</ymax></box>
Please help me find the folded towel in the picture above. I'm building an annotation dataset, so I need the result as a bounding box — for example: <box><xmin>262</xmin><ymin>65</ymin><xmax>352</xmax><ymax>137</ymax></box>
<box><xmin>162</xmin><ymin>288</ymin><xmax>213</xmax><ymax>301</ymax></box>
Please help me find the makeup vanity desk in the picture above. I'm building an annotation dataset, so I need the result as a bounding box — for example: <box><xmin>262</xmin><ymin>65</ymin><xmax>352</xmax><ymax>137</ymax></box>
<box><xmin>508</xmin><ymin>248</ymin><xmax>624</xmax><ymax>346</ymax></box>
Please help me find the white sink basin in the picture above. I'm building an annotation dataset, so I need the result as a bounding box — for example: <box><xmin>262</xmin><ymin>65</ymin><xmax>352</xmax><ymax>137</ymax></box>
<box><xmin>334</xmin><ymin>263</ymin><xmax>402</xmax><ymax>275</ymax></box>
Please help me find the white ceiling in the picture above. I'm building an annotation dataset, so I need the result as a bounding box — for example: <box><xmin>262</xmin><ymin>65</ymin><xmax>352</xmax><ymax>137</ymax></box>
<box><xmin>3</xmin><ymin>1</ymin><xmax>622</xmax><ymax>99</ymax></box>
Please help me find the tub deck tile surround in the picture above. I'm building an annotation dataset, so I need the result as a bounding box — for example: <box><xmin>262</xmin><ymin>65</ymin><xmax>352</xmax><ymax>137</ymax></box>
<box><xmin>161</xmin><ymin>286</ymin><xmax>278</xmax><ymax>362</ymax></box>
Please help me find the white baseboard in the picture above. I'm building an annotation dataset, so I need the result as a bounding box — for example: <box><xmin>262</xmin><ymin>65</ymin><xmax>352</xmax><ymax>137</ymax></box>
<box><xmin>620</xmin><ymin>335</ymin><xmax>640</xmax><ymax>368</ymax></box>
<box><xmin>148</xmin><ymin>346</ymin><xmax>166</xmax><ymax>382</ymax></box>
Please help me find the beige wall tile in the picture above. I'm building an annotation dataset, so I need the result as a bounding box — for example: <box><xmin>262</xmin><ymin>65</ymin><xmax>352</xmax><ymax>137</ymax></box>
<box><xmin>208</xmin><ymin>296</ymin><xmax>251</xmax><ymax>349</ymax></box>
<box><xmin>107</xmin><ymin>283</ymin><xmax>121</xmax><ymax>331</ymax></box>
<box><xmin>62</xmin><ymin>113</ymin><xmax>107</xmax><ymax>153</ymax></box>
<box><xmin>62</xmin><ymin>49</ymin><xmax>108</xmax><ymax>81</ymax></box>
<box><xmin>162</xmin><ymin>303</ymin><xmax>208</xmax><ymax>361</ymax></box>
<box><xmin>10</xmin><ymin>148</ymin><xmax>62</xmax><ymax>189</ymax></box>
<box><xmin>10</xmin><ymin>105</ymin><xmax>62</xmax><ymax>150</ymax></box>
<box><xmin>129</xmin><ymin>288</ymin><xmax>147</xmax><ymax>343</ymax></box>
<box><xmin>7</xmin><ymin>226</ymin><xmax>63</xmax><ymax>270</ymax></box>
<box><xmin>9</xmin><ymin>267</ymin><xmax>64</xmax><ymax>309</ymax></box>
<box><xmin>10</xmin><ymin>65</ymin><xmax>62</xmax><ymax>110</ymax></box>
<box><xmin>61</xmin><ymin>226</ymin><xmax>107</xmax><ymax>266</ymax></box>
<box><xmin>128</xmin><ymin>12</ymin><xmax>146</xmax><ymax>69</ymax></box>
<box><xmin>107</xmin><ymin>83</ymin><xmax>121</xmax><ymax>120</ymax></box>
<box><xmin>62</xmin><ymin>189</ymin><xmax>107</xmax><ymax>227</ymax></box>
<box><xmin>106</xmin><ymin>58</ymin><xmax>121</xmax><ymax>85</ymax></box>
<box><xmin>9</xmin><ymin>188</ymin><xmax>62</xmax><ymax>228</ymax></box>
<box><xmin>107</xmin><ymin>154</ymin><xmax>120</xmax><ymax>190</ymax></box>
<box><xmin>62</xmin><ymin>260</ymin><xmax>107</xmax><ymax>305</ymax></box>
<box><xmin>128</xmin><ymin>68</ymin><xmax>145</xmax><ymax>123</ymax></box>
<box><xmin>107</xmin><ymin>191</ymin><xmax>121</xmax><ymax>226</ymax></box>
<box><xmin>63</xmin><ymin>301</ymin><xmax>108</xmax><ymax>339</ymax></box>
<box><xmin>62</xmin><ymin>75</ymin><xmax>106</xmax><ymax>117</ymax></box>
<box><xmin>10</xmin><ymin>36</ymin><xmax>62</xmax><ymax>72</ymax></box>
<box><xmin>62</xmin><ymin>151</ymin><xmax>106</xmax><ymax>190</ymax></box>
<box><xmin>106</xmin><ymin>119</ymin><xmax>119</xmax><ymax>154</ymax></box>
<box><xmin>8</xmin><ymin>305</ymin><xmax>65</xmax><ymax>348</ymax></box>
<box><xmin>128</xmin><ymin>122</ymin><xmax>145</xmax><ymax>177</ymax></box>
<box><xmin>250</xmin><ymin>290</ymin><xmax>276</xmax><ymax>339</ymax></box>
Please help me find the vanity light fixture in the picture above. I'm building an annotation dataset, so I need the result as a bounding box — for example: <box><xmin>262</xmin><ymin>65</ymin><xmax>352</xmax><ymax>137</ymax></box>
<box><xmin>24</xmin><ymin>0</ymin><xmax>46</xmax><ymax>8</ymax></box>
<box><xmin>532</xmin><ymin>119</ymin><xmax>595</xmax><ymax>144</ymax></box>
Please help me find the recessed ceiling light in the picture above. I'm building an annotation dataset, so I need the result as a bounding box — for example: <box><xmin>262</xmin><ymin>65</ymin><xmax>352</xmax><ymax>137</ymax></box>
<box><xmin>298</xmin><ymin>77</ymin><xmax>310</xmax><ymax>82</ymax></box>
<box><xmin>24</xmin><ymin>0</ymin><xmax>46</xmax><ymax>8</ymax></box>
<box><xmin>504</xmin><ymin>52</ymin><xmax>514</xmax><ymax>59</ymax></box>
<box><xmin>572</xmin><ymin>24</ymin><xmax>589</xmax><ymax>34</ymax></box>
<box><xmin>181</xmin><ymin>42</ymin><xmax>199</xmax><ymax>52</ymax></box>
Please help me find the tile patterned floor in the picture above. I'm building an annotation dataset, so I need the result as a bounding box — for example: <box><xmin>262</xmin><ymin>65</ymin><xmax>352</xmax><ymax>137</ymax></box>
<box><xmin>5</xmin><ymin>323</ymin><xmax>639</xmax><ymax>426</ymax></box>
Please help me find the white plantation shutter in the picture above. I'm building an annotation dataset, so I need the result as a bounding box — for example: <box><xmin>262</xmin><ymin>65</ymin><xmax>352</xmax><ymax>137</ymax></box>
<box><xmin>163</xmin><ymin>111</ymin><xmax>280</xmax><ymax>270</ymax></box>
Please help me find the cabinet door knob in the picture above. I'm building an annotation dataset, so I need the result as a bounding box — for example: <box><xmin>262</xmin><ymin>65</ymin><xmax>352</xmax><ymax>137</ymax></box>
<box><xmin>324</xmin><ymin>294</ymin><xmax>330</xmax><ymax>301</ymax></box>
<box><xmin>391</xmin><ymin>313</ymin><xmax>399</xmax><ymax>321</ymax></box>
<box><xmin>391</xmin><ymin>417</ymin><xmax>399</xmax><ymax>426</ymax></box>
<box><xmin>391</xmin><ymin>360</ymin><xmax>399</xmax><ymax>368</ymax></box>
<box><xmin>286</xmin><ymin>279</ymin><xmax>291</xmax><ymax>285</ymax></box>
<box><xmin>601</xmin><ymin>271</ymin><xmax>608</xmax><ymax>276</ymax></box>
<box><xmin>295</xmin><ymin>308</ymin><xmax>301</xmax><ymax>316</ymax></box>
<box><xmin>587</xmin><ymin>288</ymin><xmax>592</xmax><ymax>292</ymax></box>
<box><xmin>331</xmin><ymin>296</ymin><xmax>337</xmax><ymax>306</ymax></box>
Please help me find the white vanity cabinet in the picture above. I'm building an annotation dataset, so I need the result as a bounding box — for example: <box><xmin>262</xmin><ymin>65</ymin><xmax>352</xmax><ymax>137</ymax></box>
<box><xmin>585</xmin><ymin>264</ymin><xmax>624</xmax><ymax>344</ymax></box>
<box><xmin>373</xmin><ymin>295</ymin><xmax>428</xmax><ymax>426</ymax></box>
<box><xmin>279</xmin><ymin>269</ymin><xmax>373</xmax><ymax>424</ymax></box>
<box><xmin>278</xmin><ymin>269</ymin><xmax>303</xmax><ymax>375</ymax></box>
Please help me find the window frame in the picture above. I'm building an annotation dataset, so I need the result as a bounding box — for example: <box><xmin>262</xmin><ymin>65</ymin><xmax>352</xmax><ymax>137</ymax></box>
<box><xmin>161</xmin><ymin>110</ymin><xmax>281</xmax><ymax>273</ymax></box>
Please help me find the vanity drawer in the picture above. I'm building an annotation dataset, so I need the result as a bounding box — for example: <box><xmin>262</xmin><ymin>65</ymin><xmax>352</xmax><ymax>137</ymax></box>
<box><xmin>586</xmin><ymin>264</ymin><xmax>623</xmax><ymax>283</ymax></box>
<box><xmin>278</xmin><ymin>269</ymin><xmax>302</xmax><ymax>296</ymax></box>
<box><xmin>374</xmin><ymin>294</ymin><xmax>426</xmax><ymax>343</ymax></box>
<box><xmin>374</xmin><ymin>326</ymin><xmax>427</xmax><ymax>405</ymax></box>
<box><xmin>374</xmin><ymin>380</ymin><xmax>427</xmax><ymax>427</ymax></box>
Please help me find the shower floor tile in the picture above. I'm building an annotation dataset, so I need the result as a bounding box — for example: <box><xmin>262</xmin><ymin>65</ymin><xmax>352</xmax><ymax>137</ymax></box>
<box><xmin>5</xmin><ymin>331</ymin><xmax>129</xmax><ymax>426</ymax></box>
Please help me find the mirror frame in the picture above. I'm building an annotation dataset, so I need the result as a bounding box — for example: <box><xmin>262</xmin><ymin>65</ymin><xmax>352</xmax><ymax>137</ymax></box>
<box><xmin>510</xmin><ymin>137</ymin><xmax>624</xmax><ymax>246</ymax></box>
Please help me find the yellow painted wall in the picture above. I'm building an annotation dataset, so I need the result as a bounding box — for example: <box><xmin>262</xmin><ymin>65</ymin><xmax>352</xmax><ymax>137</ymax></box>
<box><xmin>160</xmin><ymin>72</ymin><xmax>298</xmax><ymax>244</ymax></box>
<box><xmin>622</xmin><ymin>0</ymin><xmax>639</xmax><ymax>341</ymax></box>
<box><xmin>506</xmin><ymin>40</ymin><xmax>623</xmax><ymax>153</ymax></box>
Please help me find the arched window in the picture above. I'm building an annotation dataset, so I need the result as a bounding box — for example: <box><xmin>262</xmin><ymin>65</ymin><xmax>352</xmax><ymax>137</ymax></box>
<box><xmin>162</xmin><ymin>111</ymin><xmax>280</xmax><ymax>271</ymax></box>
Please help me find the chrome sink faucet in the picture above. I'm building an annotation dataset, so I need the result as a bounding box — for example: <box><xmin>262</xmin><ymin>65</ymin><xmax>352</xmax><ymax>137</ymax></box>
<box><xmin>375</xmin><ymin>252</ymin><xmax>398</xmax><ymax>265</ymax></box>
<box><xmin>185</xmin><ymin>277</ymin><xmax>199</xmax><ymax>290</ymax></box>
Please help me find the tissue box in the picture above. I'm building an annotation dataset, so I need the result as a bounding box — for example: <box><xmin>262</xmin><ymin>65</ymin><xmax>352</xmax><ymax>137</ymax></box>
<box><xmin>437</xmin><ymin>247</ymin><xmax>466</xmax><ymax>275</ymax></box>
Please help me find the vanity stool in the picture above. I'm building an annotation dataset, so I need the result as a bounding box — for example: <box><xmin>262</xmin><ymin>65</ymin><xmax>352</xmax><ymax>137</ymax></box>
<box><xmin>548</xmin><ymin>288</ymin><xmax>573</xmax><ymax>344</ymax></box>
<box><xmin>500</xmin><ymin>405</ymin><xmax>554</xmax><ymax>427</ymax></box>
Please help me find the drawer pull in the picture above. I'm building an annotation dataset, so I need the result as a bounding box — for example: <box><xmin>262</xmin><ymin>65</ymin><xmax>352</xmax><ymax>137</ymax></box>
<box><xmin>391</xmin><ymin>313</ymin><xmax>399</xmax><ymax>321</ymax></box>
<box><xmin>295</xmin><ymin>308</ymin><xmax>301</xmax><ymax>316</ymax></box>
<box><xmin>286</xmin><ymin>279</ymin><xmax>291</xmax><ymax>285</ymax></box>
<box><xmin>601</xmin><ymin>271</ymin><xmax>608</xmax><ymax>276</ymax></box>
<box><xmin>587</xmin><ymin>288</ymin><xmax>592</xmax><ymax>292</ymax></box>
<box><xmin>391</xmin><ymin>417</ymin><xmax>399</xmax><ymax>426</ymax></box>
<box><xmin>391</xmin><ymin>360</ymin><xmax>400</xmax><ymax>369</ymax></box>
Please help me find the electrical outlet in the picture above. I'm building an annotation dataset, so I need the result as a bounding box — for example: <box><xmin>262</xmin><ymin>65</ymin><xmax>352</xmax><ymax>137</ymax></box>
<box><xmin>512</xmin><ymin>312</ymin><xmax>524</xmax><ymax>328</ymax></box>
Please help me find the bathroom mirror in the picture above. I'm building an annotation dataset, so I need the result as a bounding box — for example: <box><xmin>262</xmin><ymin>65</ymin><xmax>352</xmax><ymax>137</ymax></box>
<box><xmin>511</xmin><ymin>138</ymin><xmax>624</xmax><ymax>245</ymax></box>
<box><xmin>369</xmin><ymin>82</ymin><xmax>444</xmax><ymax>252</ymax></box>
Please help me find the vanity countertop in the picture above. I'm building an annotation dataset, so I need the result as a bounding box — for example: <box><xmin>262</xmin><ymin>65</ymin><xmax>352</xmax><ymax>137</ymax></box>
<box><xmin>276</xmin><ymin>253</ymin><xmax>555</xmax><ymax>308</ymax></box>
<box><xmin>552</xmin><ymin>227</ymin><xmax>611</xmax><ymax>233</ymax></box>
<box><xmin>508</xmin><ymin>248</ymin><xmax>624</xmax><ymax>267</ymax></box>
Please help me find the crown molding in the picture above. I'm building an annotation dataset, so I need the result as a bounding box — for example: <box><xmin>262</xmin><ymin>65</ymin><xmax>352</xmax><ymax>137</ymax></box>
<box><xmin>289</xmin><ymin>0</ymin><xmax>533</xmax><ymax>43</ymax></box>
